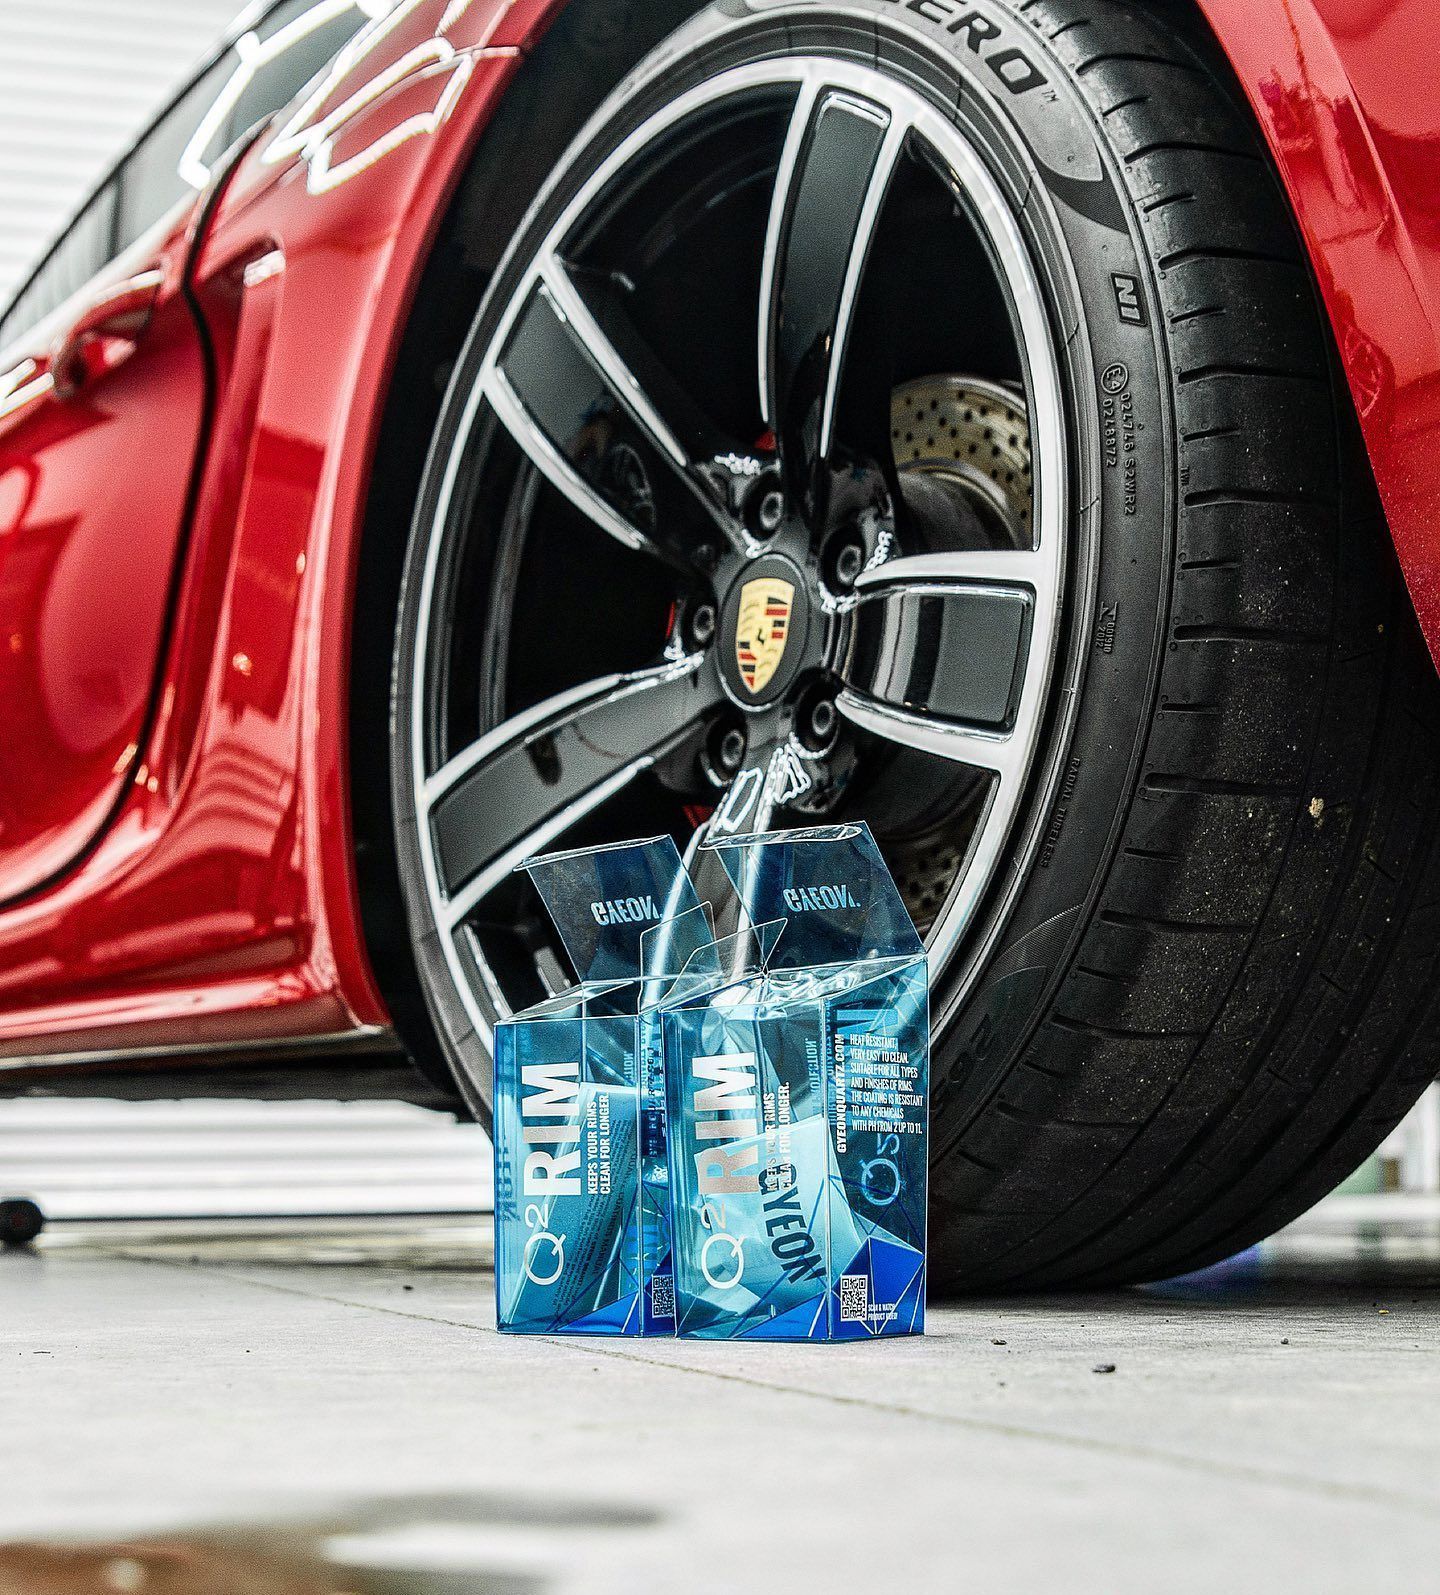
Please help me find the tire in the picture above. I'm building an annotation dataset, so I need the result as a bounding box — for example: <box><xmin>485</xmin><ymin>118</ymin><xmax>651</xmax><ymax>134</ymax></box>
<box><xmin>389</xmin><ymin>0</ymin><xmax>1440</xmax><ymax>1289</ymax></box>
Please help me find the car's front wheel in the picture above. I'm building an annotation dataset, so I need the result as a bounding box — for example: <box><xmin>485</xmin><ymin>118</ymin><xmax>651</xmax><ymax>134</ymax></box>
<box><xmin>390</xmin><ymin>0</ymin><xmax>1440</xmax><ymax>1288</ymax></box>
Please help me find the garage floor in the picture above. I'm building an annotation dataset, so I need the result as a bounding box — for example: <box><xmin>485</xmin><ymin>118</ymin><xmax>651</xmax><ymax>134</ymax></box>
<box><xmin>3</xmin><ymin>1200</ymin><xmax>1438</xmax><ymax>1595</ymax></box>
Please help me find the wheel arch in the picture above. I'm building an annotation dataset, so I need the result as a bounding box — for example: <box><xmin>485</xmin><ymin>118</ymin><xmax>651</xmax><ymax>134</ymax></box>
<box><xmin>1193</xmin><ymin>0</ymin><xmax>1440</xmax><ymax>666</ymax></box>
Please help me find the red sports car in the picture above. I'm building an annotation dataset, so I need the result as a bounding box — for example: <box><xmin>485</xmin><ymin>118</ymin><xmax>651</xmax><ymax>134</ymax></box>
<box><xmin>2</xmin><ymin>0</ymin><xmax>1437</xmax><ymax>1286</ymax></box>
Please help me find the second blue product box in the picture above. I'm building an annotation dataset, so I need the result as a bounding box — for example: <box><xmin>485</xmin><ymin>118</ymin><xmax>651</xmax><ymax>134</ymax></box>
<box><xmin>663</xmin><ymin>824</ymin><xmax>929</xmax><ymax>1341</ymax></box>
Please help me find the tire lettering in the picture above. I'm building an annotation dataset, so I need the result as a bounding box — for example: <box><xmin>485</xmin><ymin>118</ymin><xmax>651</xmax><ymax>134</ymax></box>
<box><xmin>951</xmin><ymin>1011</ymin><xmax>997</xmax><ymax>1094</ymax></box>
<box><xmin>1112</xmin><ymin>272</ymin><xmax>1146</xmax><ymax>327</ymax></box>
<box><xmin>1101</xmin><ymin>370</ymin><xmax>1141</xmax><ymax>518</ymax></box>
<box><xmin>948</xmin><ymin>11</ymin><xmax>1002</xmax><ymax>51</ymax></box>
<box><xmin>1095</xmin><ymin>602</ymin><xmax>1119</xmax><ymax>656</ymax></box>
<box><xmin>1040</xmin><ymin>756</ymin><xmax>1083</xmax><ymax>869</ymax></box>
<box><xmin>884</xmin><ymin>0</ymin><xmax>1048</xmax><ymax>96</ymax></box>
<box><xmin>986</xmin><ymin>46</ymin><xmax>1048</xmax><ymax>95</ymax></box>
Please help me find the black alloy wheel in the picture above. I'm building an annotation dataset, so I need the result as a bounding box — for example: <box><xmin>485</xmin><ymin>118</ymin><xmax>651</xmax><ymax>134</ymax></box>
<box><xmin>390</xmin><ymin>0</ymin><xmax>1440</xmax><ymax>1289</ymax></box>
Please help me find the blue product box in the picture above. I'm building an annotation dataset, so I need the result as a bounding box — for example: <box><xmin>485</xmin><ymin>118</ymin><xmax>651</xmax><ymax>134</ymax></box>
<box><xmin>493</xmin><ymin>837</ymin><xmax>711</xmax><ymax>1336</ymax></box>
<box><xmin>662</xmin><ymin>824</ymin><xmax>929</xmax><ymax>1341</ymax></box>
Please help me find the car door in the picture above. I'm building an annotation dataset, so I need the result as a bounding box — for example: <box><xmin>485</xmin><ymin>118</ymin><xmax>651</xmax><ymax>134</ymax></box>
<box><xmin>0</xmin><ymin>1</ymin><xmax>370</xmax><ymax>905</ymax></box>
<box><xmin>0</xmin><ymin>55</ymin><xmax>235</xmax><ymax>904</ymax></box>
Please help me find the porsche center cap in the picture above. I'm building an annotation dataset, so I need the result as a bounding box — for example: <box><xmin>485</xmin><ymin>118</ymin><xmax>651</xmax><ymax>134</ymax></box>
<box><xmin>722</xmin><ymin>554</ymin><xmax>810</xmax><ymax>707</ymax></box>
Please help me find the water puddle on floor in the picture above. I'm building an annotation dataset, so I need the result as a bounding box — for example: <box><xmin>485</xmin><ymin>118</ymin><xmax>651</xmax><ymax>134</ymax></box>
<box><xmin>0</xmin><ymin>1493</ymin><xmax>658</xmax><ymax>1595</ymax></box>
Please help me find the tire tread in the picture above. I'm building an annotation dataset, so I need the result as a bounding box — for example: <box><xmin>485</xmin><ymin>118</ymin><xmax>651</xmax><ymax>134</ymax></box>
<box><xmin>928</xmin><ymin>0</ymin><xmax>1440</xmax><ymax>1288</ymax></box>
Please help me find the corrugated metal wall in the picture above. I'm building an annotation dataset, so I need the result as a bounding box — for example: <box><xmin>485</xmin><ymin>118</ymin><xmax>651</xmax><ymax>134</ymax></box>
<box><xmin>0</xmin><ymin>0</ymin><xmax>243</xmax><ymax>304</ymax></box>
<box><xmin>1</xmin><ymin>1100</ymin><xmax>492</xmax><ymax>1221</ymax></box>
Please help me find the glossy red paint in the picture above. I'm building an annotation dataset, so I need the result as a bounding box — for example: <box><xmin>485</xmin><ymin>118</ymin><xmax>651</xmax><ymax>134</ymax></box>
<box><xmin>0</xmin><ymin>211</ymin><xmax>209</xmax><ymax>903</ymax></box>
<box><xmin>0</xmin><ymin>0</ymin><xmax>541</xmax><ymax>1063</ymax></box>
<box><xmin>1197</xmin><ymin>0</ymin><xmax>1440</xmax><ymax>659</ymax></box>
<box><xmin>1</xmin><ymin>0</ymin><xmax>1436</xmax><ymax>1076</ymax></box>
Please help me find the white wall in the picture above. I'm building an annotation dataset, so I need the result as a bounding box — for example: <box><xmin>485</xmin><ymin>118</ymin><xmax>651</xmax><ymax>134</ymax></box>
<box><xmin>2</xmin><ymin>1099</ymin><xmax>492</xmax><ymax>1221</ymax></box>
<box><xmin>0</xmin><ymin>0</ymin><xmax>244</xmax><ymax>304</ymax></box>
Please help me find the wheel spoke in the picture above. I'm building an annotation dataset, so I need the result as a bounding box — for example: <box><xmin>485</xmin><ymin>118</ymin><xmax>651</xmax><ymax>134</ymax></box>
<box><xmin>484</xmin><ymin>267</ymin><xmax>736</xmax><ymax>569</ymax></box>
<box><xmin>845</xmin><ymin>552</ymin><xmax>1036</xmax><ymax>718</ymax></box>
<box><xmin>542</xmin><ymin>260</ymin><xmax>740</xmax><ymax>479</ymax></box>
<box><xmin>859</xmin><ymin>548</ymin><xmax>1048</xmax><ymax>591</ymax></box>
<box><xmin>837</xmin><ymin>548</ymin><xmax>1049</xmax><ymax>781</ymax></box>
<box><xmin>837</xmin><ymin>691</ymin><xmax>1022</xmax><ymax>782</ymax></box>
<box><xmin>426</xmin><ymin>656</ymin><xmax>721</xmax><ymax>925</ymax></box>
<box><xmin>759</xmin><ymin>84</ymin><xmax>907</xmax><ymax>501</ymax></box>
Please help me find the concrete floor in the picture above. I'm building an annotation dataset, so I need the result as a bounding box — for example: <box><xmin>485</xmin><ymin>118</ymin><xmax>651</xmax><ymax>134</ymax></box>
<box><xmin>2</xmin><ymin>1200</ymin><xmax>1438</xmax><ymax>1594</ymax></box>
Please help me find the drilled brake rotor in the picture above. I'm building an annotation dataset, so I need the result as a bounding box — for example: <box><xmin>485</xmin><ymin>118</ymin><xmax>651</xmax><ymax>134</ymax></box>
<box><xmin>883</xmin><ymin>376</ymin><xmax>1035</xmax><ymax>930</ymax></box>
<box><xmin>891</xmin><ymin>374</ymin><xmax>1033</xmax><ymax>547</ymax></box>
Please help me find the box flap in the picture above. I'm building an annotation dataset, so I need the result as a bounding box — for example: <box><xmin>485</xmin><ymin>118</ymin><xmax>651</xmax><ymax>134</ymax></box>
<box><xmin>523</xmin><ymin>835</ymin><xmax>705</xmax><ymax>985</ymax></box>
<box><xmin>701</xmin><ymin>822</ymin><xmax>923</xmax><ymax>968</ymax></box>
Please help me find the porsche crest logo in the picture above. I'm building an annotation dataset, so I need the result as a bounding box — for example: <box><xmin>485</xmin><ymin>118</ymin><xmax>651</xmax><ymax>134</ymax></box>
<box><xmin>735</xmin><ymin>577</ymin><xmax>795</xmax><ymax>696</ymax></box>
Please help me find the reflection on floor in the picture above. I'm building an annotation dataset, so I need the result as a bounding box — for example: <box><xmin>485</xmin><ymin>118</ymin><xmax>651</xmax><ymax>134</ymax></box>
<box><xmin>0</xmin><ymin>1492</ymin><xmax>655</xmax><ymax>1595</ymax></box>
<box><xmin>3</xmin><ymin>1196</ymin><xmax>1438</xmax><ymax>1595</ymax></box>
<box><xmin>1150</xmin><ymin>1193</ymin><xmax>1440</xmax><ymax>1300</ymax></box>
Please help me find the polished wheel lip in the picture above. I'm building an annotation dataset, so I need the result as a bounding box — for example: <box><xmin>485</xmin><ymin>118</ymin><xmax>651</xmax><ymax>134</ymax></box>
<box><xmin>407</xmin><ymin>55</ymin><xmax>1069</xmax><ymax>1057</ymax></box>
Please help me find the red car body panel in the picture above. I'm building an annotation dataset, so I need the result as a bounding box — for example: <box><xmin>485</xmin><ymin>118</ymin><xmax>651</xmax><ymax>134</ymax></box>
<box><xmin>0</xmin><ymin>209</ymin><xmax>210</xmax><ymax>904</ymax></box>
<box><xmin>0</xmin><ymin>0</ymin><xmax>1435</xmax><ymax>1074</ymax></box>
<box><xmin>0</xmin><ymin>0</ymin><xmax>543</xmax><ymax>1064</ymax></box>
<box><xmin>1198</xmin><ymin>0</ymin><xmax>1440</xmax><ymax>660</ymax></box>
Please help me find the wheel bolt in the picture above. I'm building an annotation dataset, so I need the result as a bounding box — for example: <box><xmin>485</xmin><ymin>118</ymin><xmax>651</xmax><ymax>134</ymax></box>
<box><xmin>689</xmin><ymin>603</ymin><xmax>717</xmax><ymax>648</ymax></box>
<box><xmin>831</xmin><ymin>540</ymin><xmax>865</xmax><ymax>590</ymax></box>
<box><xmin>745</xmin><ymin>473</ymin><xmax>786</xmax><ymax>540</ymax></box>
<box><xmin>809</xmin><ymin>698</ymin><xmax>837</xmax><ymax>744</ymax></box>
<box><xmin>718</xmin><ymin>727</ymin><xmax>748</xmax><ymax>774</ymax></box>
<box><xmin>800</xmin><ymin>692</ymin><xmax>840</xmax><ymax>754</ymax></box>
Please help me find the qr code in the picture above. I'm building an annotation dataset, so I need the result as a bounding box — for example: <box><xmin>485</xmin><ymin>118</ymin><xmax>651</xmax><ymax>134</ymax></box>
<box><xmin>838</xmin><ymin>1274</ymin><xmax>869</xmax><ymax>1323</ymax></box>
<box><xmin>650</xmin><ymin>1273</ymin><xmax>675</xmax><ymax>1320</ymax></box>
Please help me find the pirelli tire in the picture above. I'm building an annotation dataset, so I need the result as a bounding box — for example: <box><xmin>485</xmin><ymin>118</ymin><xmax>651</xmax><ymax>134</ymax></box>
<box><xmin>390</xmin><ymin>0</ymin><xmax>1440</xmax><ymax>1291</ymax></box>
<box><xmin>788</xmin><ymin>0</ymin><xmax>1440</xmax><ymax>1289</ymax></box>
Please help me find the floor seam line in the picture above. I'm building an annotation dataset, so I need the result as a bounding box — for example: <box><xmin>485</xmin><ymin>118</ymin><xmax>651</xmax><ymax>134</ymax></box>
<box><xmin>114</xmin><ymin>1253</ymin><xmax>1438</xmax><ymax>1518</ymax></box>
